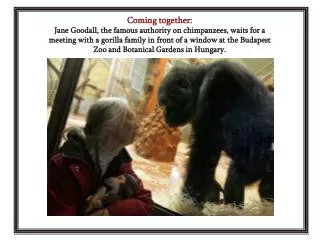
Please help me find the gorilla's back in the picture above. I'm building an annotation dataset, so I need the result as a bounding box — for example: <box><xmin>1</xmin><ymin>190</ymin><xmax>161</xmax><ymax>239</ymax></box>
<box><xmin>220</xmin><ymin>90</ymin><xmax>274</xmax><ymax>171</ymax></box>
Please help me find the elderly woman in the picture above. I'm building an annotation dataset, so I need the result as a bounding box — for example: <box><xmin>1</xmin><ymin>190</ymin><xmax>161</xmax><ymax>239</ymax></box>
<box><xmin>47</xmin><ymin>98</ymin><xmax>153</xmax><ymax>216</ymax></box>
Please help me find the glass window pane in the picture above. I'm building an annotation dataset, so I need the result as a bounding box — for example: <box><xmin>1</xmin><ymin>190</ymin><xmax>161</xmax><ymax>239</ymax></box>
<box><xmin>51</xmin><ymin>58</ymin><xmax>273</xmax><ymax>216</ymax></box>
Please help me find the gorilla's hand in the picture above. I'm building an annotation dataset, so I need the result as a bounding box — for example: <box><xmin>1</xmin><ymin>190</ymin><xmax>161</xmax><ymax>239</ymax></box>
<box><xmin>182</xmin><ymin>171</ymin><xmax>210</xmax><ymax>206</ymax></box>
<box><xmin>206</xmin><ymin>179</ymin><xmax>224</xmax><ymax>203</ymax></box>
<box><xmin>183</xmin><ymin>175</ymin><xmax>223</xmax><ymax>206</ymax></box>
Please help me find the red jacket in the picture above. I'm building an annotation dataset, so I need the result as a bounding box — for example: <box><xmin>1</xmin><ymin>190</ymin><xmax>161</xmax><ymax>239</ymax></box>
<box><xmin>47</xmin><ymin>134</ymin><xmax>153</xmax><ymax>216</ymax></box>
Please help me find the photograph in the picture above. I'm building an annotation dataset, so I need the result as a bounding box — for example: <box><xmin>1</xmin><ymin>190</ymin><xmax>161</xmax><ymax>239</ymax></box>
<box><xmin>13</xmin><ymin>6</ymin><xmax>308</xmax><ymax>234</ymax></box>
<box><xmin>47</xmin><ymin>58</ymin><xmax>274</xmax><ymax>216</ymax></box>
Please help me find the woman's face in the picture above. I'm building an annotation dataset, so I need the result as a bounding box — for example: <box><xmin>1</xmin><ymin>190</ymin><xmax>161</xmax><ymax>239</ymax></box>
<box><xmin>103</xmin><ymin>110</ymin><xmax>138</xmax><ymax>152</ymax></box>
<box><xmin>118</xmin><ymin>110</ymin><xmax>139</xmax><ymax>145</ymax></box>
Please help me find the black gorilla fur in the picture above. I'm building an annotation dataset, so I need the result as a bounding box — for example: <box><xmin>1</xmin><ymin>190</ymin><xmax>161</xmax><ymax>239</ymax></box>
<box><xmin>158</xmin><ymin>60</ymin><xmax>274</xmax><ymax>206</ymax></box>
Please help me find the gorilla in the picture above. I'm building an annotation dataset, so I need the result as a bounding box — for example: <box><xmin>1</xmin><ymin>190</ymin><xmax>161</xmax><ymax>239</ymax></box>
<box><xmin>158</xmin><ymin>60</ymin><xmax>274</xmax><ymax>207</ymax></box>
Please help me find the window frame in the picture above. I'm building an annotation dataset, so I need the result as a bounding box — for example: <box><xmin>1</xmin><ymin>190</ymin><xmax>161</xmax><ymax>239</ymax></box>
<box><xmin>47</xmin><ymin>58</ymin><xmax>85</xmax><ymax>160</ymax></box>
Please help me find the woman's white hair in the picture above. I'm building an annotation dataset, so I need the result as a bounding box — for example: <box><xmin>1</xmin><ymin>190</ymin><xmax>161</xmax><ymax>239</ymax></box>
<box><xmin>84</xmin><ymin>97</ymin><xmax>131</xmax><ymax>148</ymax></box>
<box><xmin>63</xmin><ymin>97</ymin><xmax>132</xmax><ymax>177</ymax></box>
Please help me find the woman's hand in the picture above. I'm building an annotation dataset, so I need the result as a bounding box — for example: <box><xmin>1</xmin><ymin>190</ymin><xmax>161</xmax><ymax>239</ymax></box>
<box><xmin>84</xmin><ymin>194</ymin><xmax>106</xmax><ymax>215</ymax></box>
<box><xmin>89</xmin><ymin>208</ymin><xmax>110</xmax><ymax>216</ymax></box>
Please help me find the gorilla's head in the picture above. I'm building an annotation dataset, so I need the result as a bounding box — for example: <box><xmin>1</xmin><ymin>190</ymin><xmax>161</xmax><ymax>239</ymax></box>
<box><xmin>158</xmin><ymin>66</ymin><xmax>196</xmax><ymax>127</ymax></box>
